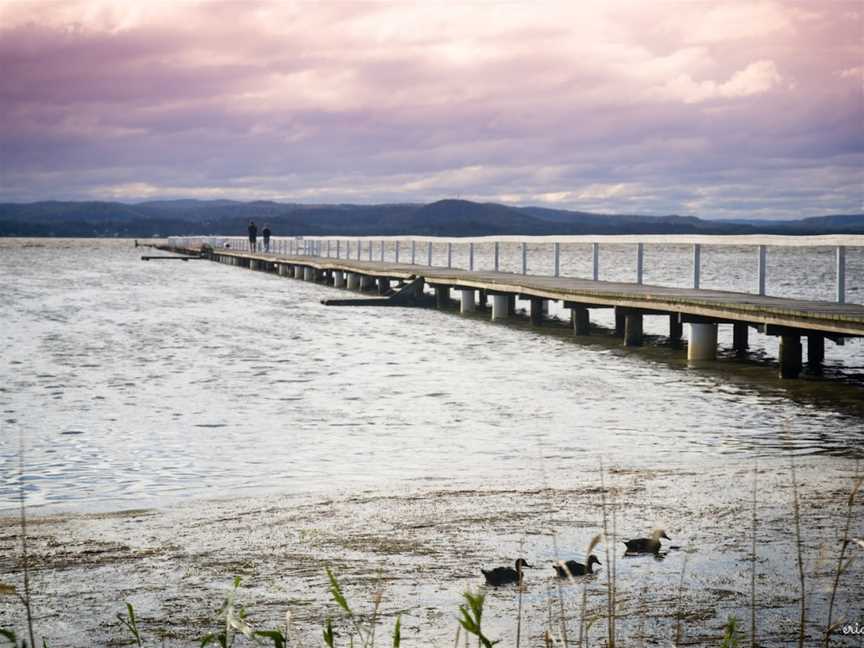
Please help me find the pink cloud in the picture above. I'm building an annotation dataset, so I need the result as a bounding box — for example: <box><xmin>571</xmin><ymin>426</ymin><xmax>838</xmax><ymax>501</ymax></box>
<box><xmin>0</xmin><ymin>0</ymin><xmax>860</xmax><ymax>218</ymax></box>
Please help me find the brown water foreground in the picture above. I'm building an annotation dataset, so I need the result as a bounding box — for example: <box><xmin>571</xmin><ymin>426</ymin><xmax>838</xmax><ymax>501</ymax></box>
<box><xmin>1</xmin><ymin>461</ymin><xmax>862</xmax><ymax>647</ymax></box>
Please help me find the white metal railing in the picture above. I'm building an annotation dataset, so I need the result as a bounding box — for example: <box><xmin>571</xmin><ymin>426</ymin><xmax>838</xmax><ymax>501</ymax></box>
<box><xmin>165</xmin><ymin>235</ymin><xmax>862</xmax><ymax>305</ymax></box>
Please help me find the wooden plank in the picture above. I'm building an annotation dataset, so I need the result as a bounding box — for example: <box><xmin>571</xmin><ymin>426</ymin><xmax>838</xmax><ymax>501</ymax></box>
<box><xmin>181</xmin><ymin>247</ymin><xmax>864</xmax><ymax>336</ymax></box>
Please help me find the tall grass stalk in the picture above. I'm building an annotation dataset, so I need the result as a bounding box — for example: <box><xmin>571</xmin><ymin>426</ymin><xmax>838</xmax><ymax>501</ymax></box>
<box><xmin>17</xmin><ymin>431</ymin><xmax>36</xmax><ymax>648</ymax></box>
<box><xmin>551</xmin><ymin>532</ymin><xmax>570</xmax><ymax>646</ymax></box>
<box><xmin>824</xmin><ymin>462</ymin><xmax>862</xmax><ymax>646</ymax></box>
<box><xmin>750</xmin><ymin>459</ymin><xmax>758</xmax><ymax>648</ymax></box>
<box><xmin>673</xmin><ymin>554</ymin><xmax>689</xmax><ymax>648</ymax></box>
<box><xmin>599</xmin><ymin>462</ymin><xmax>615</xmax><ymax>648</ymax></box>
<box><xmin>789</xmin><ymin>452</ymin><xmax>806</xmax><ymax>648</ymax></box>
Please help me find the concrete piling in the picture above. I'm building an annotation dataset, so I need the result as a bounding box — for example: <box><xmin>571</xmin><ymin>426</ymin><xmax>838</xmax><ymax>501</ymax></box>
<box><xmin>688</xmin><ymin>323</ymin><xmax>718</xmax><ymax>361</ymax></box>
<box><xmin>491</xmin><ymin>294</ymin><xmax>509</xmax><ymax>320</ymax></box>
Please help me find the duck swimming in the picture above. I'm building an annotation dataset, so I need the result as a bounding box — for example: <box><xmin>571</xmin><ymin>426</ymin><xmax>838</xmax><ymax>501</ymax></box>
<box><xmin>553</xmin><ymin>555</ymin><xmax>601</xmax><ymax>578</ymax></box>
<box><xmin>481</xmin><ymin>558</ymin><xmax>532</xmax><ymax>586</ymax></box>
<box><xmin>623</xmin><ymin>529</ymin><xmax>670</xmax><ymax>554</ymax></box>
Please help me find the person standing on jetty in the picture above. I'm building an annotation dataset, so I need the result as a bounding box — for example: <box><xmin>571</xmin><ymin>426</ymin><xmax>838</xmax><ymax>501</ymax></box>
<box><xmin>262</xmin><ymin>224</ymin><xmax>272</xmax><ymax>252</ymax></box>
<box><xmin>248</xmin><ymin>220</ymin><xmax>258</xmax><ymax>251</ymax></box>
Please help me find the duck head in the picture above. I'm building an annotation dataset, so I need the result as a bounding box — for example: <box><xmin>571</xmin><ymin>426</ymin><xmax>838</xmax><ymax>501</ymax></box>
<box><xmin>515</xmin><ymin>558</ymin><xmax>533</xmax><ymax>570</ymax></box>
<box><xmin>587</xmin><ymin>555</ymin><xmax>602</xmax><ymax>568</ymax></box>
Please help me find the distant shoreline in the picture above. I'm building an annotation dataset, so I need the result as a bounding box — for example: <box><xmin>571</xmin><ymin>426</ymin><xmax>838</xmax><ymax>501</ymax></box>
<box><xmin>1</xmin><ymin>198</ymin><xmax>862</xmax><ymax>237</ymax></box>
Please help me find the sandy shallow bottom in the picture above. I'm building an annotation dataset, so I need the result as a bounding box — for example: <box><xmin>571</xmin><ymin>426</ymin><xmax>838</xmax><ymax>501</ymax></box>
<box><xmin>1</xmin><ymin>460</ymin><xmax>862</xmax><ymax>647</ymax></box>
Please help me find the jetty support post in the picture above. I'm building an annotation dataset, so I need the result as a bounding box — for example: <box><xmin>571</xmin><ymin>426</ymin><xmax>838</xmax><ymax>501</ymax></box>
<box><xmin>669</xmin><ymin>314</ymin><xmax>683</xmax><ymax>346</ymax></box>
<box><xmin>688</xmin><ymin>322</ymin><xmax>718</xmax><ymax>361</ymax></box>
<box><xmin>622</xmin><ymin>308</ymin><xmax>644</xmax><ymax>347</ymax></box>
<box><xmin>807</xmin><ymin>334</ymin><xmax>825</xmax><ymax>375</ymax></box>
<box><xmin>530</xmin><ymin>297</ymin><xmax>545</xmax><ymax>326</ymax></box>
<box><xmin>779</xmin><ymin>334</ymin><xmax>803</xmax><ymax>379</ymax></box>
<box><xmin>478</xmin><ymin>289</ymin><xmax>488</xmax><ymax>308</ymax></box>
<box><xmin>460</xmin><ymin>289</ymin><xmax>476</xmax><ymax>313</ymax></box>
<box><xmin>347</xmin><ymin>272</ymin><xmax>360</xmax><ymax>290</ymax></box>
<box><xmin>491</xmin><ymin>293</ymin><xmax>509</xmax><ymax>320</ymax></box>
<box><xmin>334</xmin><ymin>271</ymin><xmax>346</xmax><ymax>288</ymax></box>
<box><xmin>435</xmin><ymin>285</ymin><xmax>450</xmax><ymax>309</ymax></box>
<box><xmin>294</xmin><ymin>265</ymin><xmax>304</xmax><ymax>279</ymax></box>
<box><xmin>304</xmin><ymin>267</ymin><xmax>315</xmax><ymax>281</ymax></box>
<box><xmin>614</xmin><ymin>307</ymin><xmax>626</xmax><ymax>337</ymax></box>
<box><xmin>567</xmin><ymin>302</ymin><xmax>590</xmax><ymax>335</ymax></box>
<box><xmin>732</xmin><ymin>322</ymin><xmax>749</xmax><ymax>356</ymax></box>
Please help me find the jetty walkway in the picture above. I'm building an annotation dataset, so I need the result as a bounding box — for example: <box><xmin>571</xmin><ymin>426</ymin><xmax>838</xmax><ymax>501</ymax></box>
<box><xmin>162</xmin><ymin>238</ymin><xmax>864</xmax><ymax>380</ymax></box>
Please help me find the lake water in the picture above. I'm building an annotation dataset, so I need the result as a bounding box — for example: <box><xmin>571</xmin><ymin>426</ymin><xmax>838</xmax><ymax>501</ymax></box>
<box><xmin>0</xmin><ymin>238</ymin><xmax>862</xmax><ymax>646</ymax></box>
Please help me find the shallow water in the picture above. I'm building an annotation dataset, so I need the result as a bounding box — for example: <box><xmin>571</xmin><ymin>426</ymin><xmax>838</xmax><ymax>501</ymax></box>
<box><xmin>1</xmin><ymin>238</ymin><xmax>863</xmax><ymax>646</ymax></box>
<box><xmin>1</xmin><ymin>239</ymin><xmax>863</xmax><ymax>511</ymax></box>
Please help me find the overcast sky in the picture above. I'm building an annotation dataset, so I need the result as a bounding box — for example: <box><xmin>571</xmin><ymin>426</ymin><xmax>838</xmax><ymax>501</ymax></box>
<box><xmin>1</xmin><ymin>0</ymin><xmax>862</xmax><ymax>218</ymax></box>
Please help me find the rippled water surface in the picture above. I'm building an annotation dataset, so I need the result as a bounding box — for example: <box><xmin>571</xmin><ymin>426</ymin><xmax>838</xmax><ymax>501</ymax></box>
<box><xmin>1</xmin><ymin>238</ymin><xmax>863</xmax><ymax>511</ymax></box>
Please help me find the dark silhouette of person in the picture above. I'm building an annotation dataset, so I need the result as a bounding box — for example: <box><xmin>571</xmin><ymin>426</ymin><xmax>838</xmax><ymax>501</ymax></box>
<box><xmin>262</xmin><ymin>225</ymin><xmax>272</xmax><ymax>252</ymax></box>
<box><xmin>248</xmin><ymin>221</ymin><xmax>258</xmax><ymax>251</ymax></box>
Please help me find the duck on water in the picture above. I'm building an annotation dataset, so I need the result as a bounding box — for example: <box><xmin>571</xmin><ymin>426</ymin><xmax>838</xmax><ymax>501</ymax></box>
<box><xmin>623</xmin><ymin>529</ymin><xmax>670</xmax><ymax>554</ymax></box>
<box><xmin>481</xmin><ymin>558</ymin><xmax>533</xmax><ymax>586</ymax></box>
<box><xmin>553</xmin><ymin>555</ymin><xmax>601</xmax><ymax>578</ymax></box>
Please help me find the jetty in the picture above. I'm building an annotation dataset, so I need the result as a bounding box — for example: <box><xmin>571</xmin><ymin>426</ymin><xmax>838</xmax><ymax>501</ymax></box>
<box><xmin>161</xmin><ymin>236</ymin><xmax>864</xmax><ymax>380</ymax></box>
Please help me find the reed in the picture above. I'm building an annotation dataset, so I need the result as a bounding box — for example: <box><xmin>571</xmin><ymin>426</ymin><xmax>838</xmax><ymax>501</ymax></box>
<box><xmin>824</xmin><ymin>461</ymin><xmax>862</xmax><ymax>646</ymax></box>
<box><xmin>750</xmin><ymin>459</ymin><xmax>758</xmax><ymax>648</ymax></box>
<box><xmin>673</xmin><ymin>554</ymin><xmax>689</xmax><ymax>648</ymax></box>
<box><xmin>598</xmin><ymin>462</ymin><xmax>616</xmax><ymax>648</ymax></box>
<box><xmin>14</xmin><ymin>430</ymin><xmax>36</xmax><ymax>648</ymax></box>
<box><xmin>788</xmin><ymin>452</ymin><xmax>807</xmax><ymax>648</ymax></box>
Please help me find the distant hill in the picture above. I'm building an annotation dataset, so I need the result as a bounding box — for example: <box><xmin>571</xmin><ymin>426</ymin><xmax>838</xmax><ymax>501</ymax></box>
<box><xmin>0</xmin><ymin>199</ymin><xmax>862</xmax><ymax>237</ymax></box>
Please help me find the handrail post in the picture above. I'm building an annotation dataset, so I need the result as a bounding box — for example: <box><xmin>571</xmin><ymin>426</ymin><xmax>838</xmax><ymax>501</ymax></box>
<box><xmin>336</xmin><ymin>240</ymin><xmax>341</xmax><ymax>259</ymax></box>
<box><xmin>427</xmin><ymin>241</ymin><xmax>433</xmax><ymax>266</ymax></box>
<box><xmin>469</xmin><ymin>242</ymin><xmax>474</xmax><ymax>271</ymax></box>
<box><xmin>554</xmin><ymin>242</ymin><xmax>560</xmax><ymax>278</ymax></box>
<box><xmin>592</xmin><ymin>242</ymin><xmax>599</xmax><ymax>280</ymax></box>
<box><xmin>395</xmin><ymin>240</ymin><xmax>400</xmax><ymax>264</ymax></box>
<box><xmin>327</xmin><ymin>240</ymin><xmax>331</xmax><ymax>258</ymax></box>
<box><xmin>367</xmin><ymin>241</ymin><xmax>372</xmax><ymax>261</ymax></box>
<box><xmin>411</xmin><ymin>241</ymin><xmax>416</xmax><ymax>265</ymax></box>
<box><xmin>521</xmin><ymin>242</ymin><xmax>527</xmax><ymax>275</ymax></box>
<box><xmin>757</xmin><ymin>245</ymin><xmax>766</xmax><ymax>296</ymax></box>
<box><xmin>837</xmin><ymin>245</ymin><xmax>846</xmax><ymax>304</ymax></box>
<box><xmin>494</xmin><ymin>242</ymin><xmax>500</xmax><ymax>271</ymax></box>
<box><xmin>447</xmin><ymin>242</ymin><xmax>453</xmax><ymax>268</ymax></box>
<box><xmin>636</xmin><ymin>243</ymin><xmax>644</xmax><ymax>285</ymax></box>
<box><xmin>380</xmin><ymin>240</ymin><xmax>384</xmax><ymax>262</ymax></box>
<box><xmin>692</xmin><ymin>243</ymin><xmax>701</xmax><ymax>289</ymax></box>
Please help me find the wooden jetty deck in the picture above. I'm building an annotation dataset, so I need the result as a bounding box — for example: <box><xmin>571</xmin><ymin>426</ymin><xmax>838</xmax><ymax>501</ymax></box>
<box><xmin>167</xmin><ymin>244</ymin><xmax>864</xmax><ymax>379</ymax></box>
